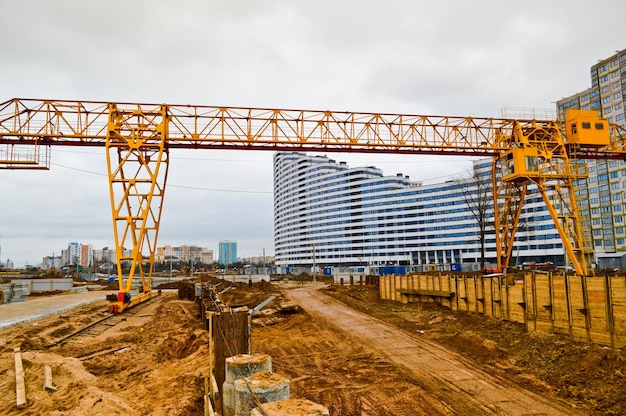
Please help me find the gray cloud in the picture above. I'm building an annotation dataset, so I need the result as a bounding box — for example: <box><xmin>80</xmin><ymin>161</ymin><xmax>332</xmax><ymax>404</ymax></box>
<box><xmin>1</xmin><ymin>0</ymin><xmax>625</xmax><ymax>266</ymax></box>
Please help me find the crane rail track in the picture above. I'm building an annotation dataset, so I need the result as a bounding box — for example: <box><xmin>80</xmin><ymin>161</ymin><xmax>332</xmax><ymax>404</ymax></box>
<box><xmin>46</xmin><ymin>296</ymin><xmax>160</xmax><ymax>348</ymax></box>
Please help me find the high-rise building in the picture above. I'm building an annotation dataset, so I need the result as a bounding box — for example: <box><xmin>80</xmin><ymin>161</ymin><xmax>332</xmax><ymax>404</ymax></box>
<box><xmin>67</xmin><ymin>242</ymin><xmax>82</xmax><ymax>266</ymax></box>
<box><xmin>273</xmin><ymin>152</ymin><xmax>562</xmax><ymax>273</ymax></box>
<box><xmin>81</xmin><ymin>244</ymin><xmax>92</xmax><ymax>268</ymax></box>
<box><xmin>65</xmin><ymin>242</ymin><xmax>94</xmax><ymax>268</ymax></box>
<box><xmin>219</xmin><ymin>241</ymin><xmax>237</xmax><ymax>266</ymax></box>
<box><xmin>557</xmin><ymin>48</ymin><xmax>626</xmax><ymax>268</ymax></box>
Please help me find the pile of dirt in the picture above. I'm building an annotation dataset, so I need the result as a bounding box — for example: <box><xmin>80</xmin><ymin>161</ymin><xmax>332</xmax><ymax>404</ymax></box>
<box><xmin>0</xmin><ymin>294</ymin><xmax>210</xmax><ymax>415</ymax></box>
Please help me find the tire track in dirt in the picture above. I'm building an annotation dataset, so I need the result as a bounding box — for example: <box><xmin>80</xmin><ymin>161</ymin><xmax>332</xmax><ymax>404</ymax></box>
<box><xmin>287</xmin><ymin>285</ymin><xmax>583</xmax><ymax>416</ymax></box>
<box><xmin>254</xmin><ymin>308</ymin><xmax>444</xmax><ymax>415</ymax></box>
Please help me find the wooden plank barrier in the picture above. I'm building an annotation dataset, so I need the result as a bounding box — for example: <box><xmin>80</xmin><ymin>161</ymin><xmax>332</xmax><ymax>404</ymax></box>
<box><xmin>587</xmin><ymin>277</ymin><xmax>611</xmax><ymax>346</ymax></box>
<box><xmin>567</xmin><ymin>276</ymin><xmax>590</xmax><ymax>343</ymax></box>
<box><xmin>380</xmin><ymin>271</ymin><xmax>626</xmax><ymax>348</ymax></box>
<box><xmin>506</xmin><ymin>279</ymin><xmax>525</xmax><ymax>325</ymax></box>
<box><xmin>551</xmin><ymin>275</ymin><xmax>571</xmax><ymax>338</ymax></box>
<box><xmin>610</xmin><ymin>276</ymin><xmax>626</xmax><ymax>347</ymax></box>
<box><xmin>456</xmin><ymin>275</ymin><xmax>469</xmax><ymax>312</ymax></box>
<box><xmin>532</xmin><ymin>273</ymin><xmax>553</xmax><ymax>332</ymax></box>
<box><xmin>398</xmin><ymin>274</ymin><xmax>456</xmax><ymax>306</ymax></box>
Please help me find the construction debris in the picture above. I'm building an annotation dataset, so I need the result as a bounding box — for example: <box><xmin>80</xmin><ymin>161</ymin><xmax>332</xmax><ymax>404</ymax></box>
<box><xmin>0</xmin><ymin>282</ymin><xmax>30</xmax><ymax>303</ymax></box>
<box><xmin>14</xmin><ymin>347</ymin><xmax>26</xmax><ymax>408</ymax></box>
<box><xmin>43</xmin><ymin>365</ymin><xmax>57</xmax><ymax>391</ymax></box>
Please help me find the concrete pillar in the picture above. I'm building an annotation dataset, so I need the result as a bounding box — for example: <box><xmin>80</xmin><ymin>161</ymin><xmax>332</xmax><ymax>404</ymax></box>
<box><xmin>234</xmin><ymin>371</ymin><xmax>289</xmax><ymax>416</ymax></box>
<box><xmin>251</xmin><ymin>398</ymin><xmax>329</xmax><ymax>416</ymax></box>
<box><xmin>223</xmin><ymin>354</ymin><xmax>272</xmax><ymax>416</ymax></box>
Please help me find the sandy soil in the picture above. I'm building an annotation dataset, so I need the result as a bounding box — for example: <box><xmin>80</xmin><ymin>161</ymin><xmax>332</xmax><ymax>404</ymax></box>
<box><xmin>0</xmin><ymin>293</ymin><xmax>210</xmax><ymax>415</ymax></box>
<box><xmin>0</xmin><ymin>279</ymin><xmax>625</xmax><ymax>415</ymax></box>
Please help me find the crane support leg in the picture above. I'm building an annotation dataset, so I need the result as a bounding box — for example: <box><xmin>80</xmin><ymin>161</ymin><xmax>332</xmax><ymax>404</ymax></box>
<box><xmin>535</xmin><ymin>181</ymin><xmax>591</xmax><ymax>276</ymax></box>
<box><xmin>493</xmin><ymin>173</ymin><xmax>527</xmax><ymax>272</ymax></box>
<box><xmin>105</xmin><ymin>104</ymin><xmax>170</xmax><ymax>313</ymax></box>
<box><xmin>493</xmin><ymin>121</ymin><xmax>593</xmax><ymax>276</ymax></box>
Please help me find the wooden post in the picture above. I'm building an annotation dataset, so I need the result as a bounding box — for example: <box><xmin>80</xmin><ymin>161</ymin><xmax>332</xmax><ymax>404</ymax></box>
<box><xmin>548</xmin><ymin>272</ymin><xmax>555</xmax><ymax>331</ymax></box>
<box><xmin>454</xmin><ymin>275</ymin><xmax>459</xmax><ymax>311</ymax></box>
<box><xmin>208</xmin><ymin>312</ymin><xmax>215</xmax><ymax>407</ymax></box>
<box><xmin>581</xmin><ymin>276</ymin><xmax>592</xmax><ymax>342</ymax></box>
<box><xmin>204</xmin><ymin>375</ymin><xmax>210</xmax><ymax>416</ymax></box>
<box><xmin>526</xmin><ymin>271</ymin><xmax>538</xmax><ymax>331</ymax></box>
<box><xmin>489</xmin><ymin>277</ymin><xmax>495</xmax><ymax>318</ymax></box>
<box><xmin>605</xmin><ymin>275</ymin><xmax>615</xmax><ymax>348</ymax></box>
<box><xmin>212</xmin><ymin>310</ymin><xmax>249</xmax><ymax>414</ymax></box>
<box><xmin>463</xmin><ymin>276</ymin><xmax>469</xmax><ymax>311</ymax></box>
<box><xmin>565</xmin><ymin>275</ymin><xmax>573</xmax><ymax>339</ymax></box>
<box><xmin>473</xmin><ymin>276</ymin><xmax>477</xmax><ymax>312</ymax></box>
<box><xmin>505</xmin><ymin>277</ymin><xmax>510</xmax><ymax>321</ymax></box>
<box><xmin>14</xmin><ymin>347</ymin><xmax>26</xmax><ymax>408</ymax></box>
<box><xmin>521</xmin><ymin>274</ymin><xmax>528</xmax><ymax>331</ymax></box>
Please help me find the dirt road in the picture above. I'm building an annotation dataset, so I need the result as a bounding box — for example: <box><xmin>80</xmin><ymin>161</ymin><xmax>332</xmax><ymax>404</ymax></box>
<box><xmin>286</xmin><ymin>285</ymin><xmax>582</xmax><ymax>416</ymax></box>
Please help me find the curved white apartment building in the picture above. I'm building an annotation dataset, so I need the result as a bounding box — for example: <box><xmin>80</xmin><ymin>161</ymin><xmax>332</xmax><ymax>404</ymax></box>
<box><xmin>273</xmin><ymin>152</ymin><xmax>564</xmax><ymax>273</ymax></box>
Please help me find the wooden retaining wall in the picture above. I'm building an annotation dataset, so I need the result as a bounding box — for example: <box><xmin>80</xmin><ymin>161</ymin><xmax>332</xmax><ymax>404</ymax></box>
<box><xmin>380</xmin><ymin>272</ymin><xmax>626</xmax><ymax>348</ymax></box>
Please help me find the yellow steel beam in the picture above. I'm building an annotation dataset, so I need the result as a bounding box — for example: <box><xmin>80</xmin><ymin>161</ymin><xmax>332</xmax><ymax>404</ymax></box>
<box><xmin>0</xmin><ymin>98</ymin><xmax>567</xmax><ymax>154</ymax></box>
<box><xmin>106</xmin><ymin>104</ymin><xmax>169</xmax><ymax>298</ymax></box>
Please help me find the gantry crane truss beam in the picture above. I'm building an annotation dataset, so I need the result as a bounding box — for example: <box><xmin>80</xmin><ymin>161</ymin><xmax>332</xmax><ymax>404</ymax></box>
<box><xmin>2</xmin><ymin>98</ymin><xmax>623</xmax><ymax>155</ymax></box>
<box><xmin>1</xmin><ymin>98</ymin><xmax>626</xmax><ymax>309</ymax></box>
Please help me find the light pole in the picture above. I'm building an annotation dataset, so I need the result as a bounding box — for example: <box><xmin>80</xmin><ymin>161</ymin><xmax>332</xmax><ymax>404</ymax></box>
<box><xmin>312</xmin><ymin>243</ymin><xmax>316</xmax><ymax>283</ymax></box>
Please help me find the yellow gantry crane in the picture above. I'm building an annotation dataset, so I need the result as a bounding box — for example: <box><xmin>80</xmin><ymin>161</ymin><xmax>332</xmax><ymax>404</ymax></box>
<box><xmin>1</xmin><ymin>98</ymin><xmax>625</xmax><ymax>312</ymax></box>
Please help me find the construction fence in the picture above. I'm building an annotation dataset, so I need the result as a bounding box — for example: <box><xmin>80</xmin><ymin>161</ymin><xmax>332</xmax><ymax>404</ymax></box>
<box><xmin>379</xmin><ymin>272</ymin><xmax>626</xmax><ymax>349</ymax></box>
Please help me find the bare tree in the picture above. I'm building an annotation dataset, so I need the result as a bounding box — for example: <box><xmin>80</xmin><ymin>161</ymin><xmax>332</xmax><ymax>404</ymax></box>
<box><xmin>455</xmin><ymin>165</ymin><xmax>493</xmax><ymax>270</ymax></box>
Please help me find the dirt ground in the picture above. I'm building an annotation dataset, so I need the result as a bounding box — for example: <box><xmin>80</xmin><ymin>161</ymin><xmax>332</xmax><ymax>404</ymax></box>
<box><xmin>318</xmin><ymin>283</ymin><xmax>626</xmax><ymax>415</ymax></box>
<box><xmin>0</xmin><ymin>278</ymin><xmax>625</xmax><ymax>415</ymax></box>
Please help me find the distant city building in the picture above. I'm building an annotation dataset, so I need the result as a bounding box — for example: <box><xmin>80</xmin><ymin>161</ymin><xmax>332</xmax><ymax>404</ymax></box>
<box><xmin>155</xmin><ymin>244</ymin><xmax>211</xmax><ymax>264</ymax></box>
<box><xmin>63</xmin><ymin>242</ymin><xmax>94</xmax><ymax>269</ymax></box>
<box><xmin>156</xmin><ymin>245</ymin><xmax>175</xmax><ymax>262</ymax></box>
<box><xmin>557</xmin><ymin>48</ymin><xmax>626</xmax><ymax>268</ymax></box>
<box><xmin>201</xmin><ymin>249</ymin><xmax>214</xmax><ymax>264</ymax></box>
<box><xmin>67</xmin><ymin>242</ymin><xmax>82</xmax><ymax>266</ymax></box>
<box><xmin>181</xmin><ymin>245</ymin><xmax>204</xmax><ymax>263</ymax></box>
<box><xmin>81</xmin><ymin>244</ymin><xmax>92</xmax><ymax>268</ymax></box>
<box><xmin>92</xmin><ymin>247</ymin><xmax>116</xmax><ymax>265</ymax></box>
<box><xmin>219</xmin><ymin>241</ymin><xmax>237</xmax><ymax>266</ymax></box>
<box><xmin>41</xmin><ymin>255</ymin><xmax>64</xmax><ymax>270</ymax></box>
<box><xmin>273</xmin><ymin>152</ymin><xmax>562</xmax><ymax>273</ymax></box>
<box><xmin>242</xmin><ymin>254</ymin><xmax>274</xmax><ymax>266</ymax></box>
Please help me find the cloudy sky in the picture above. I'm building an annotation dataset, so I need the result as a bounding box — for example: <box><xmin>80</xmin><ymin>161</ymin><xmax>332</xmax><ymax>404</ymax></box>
<box><xmin>1</xmin><ymin>0</ymin><xmax>625</xmax><ymax>267</ymax></box>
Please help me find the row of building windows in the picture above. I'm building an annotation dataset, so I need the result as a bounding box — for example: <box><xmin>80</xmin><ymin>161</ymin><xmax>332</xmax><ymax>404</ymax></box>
<box><xmin>274</xmin><ymin>152</ymin><xmax>562</xmax><ymax>268</ymax></box>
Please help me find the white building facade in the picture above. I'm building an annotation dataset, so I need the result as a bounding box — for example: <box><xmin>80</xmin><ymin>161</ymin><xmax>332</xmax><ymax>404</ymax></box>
<box><xmin>273</xmin><ymin>152</ymin><xmax>564</xmax><ymax>274</ymax></box>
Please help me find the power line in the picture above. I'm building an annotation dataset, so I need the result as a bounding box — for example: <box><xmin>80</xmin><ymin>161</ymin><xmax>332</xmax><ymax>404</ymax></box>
<box><xmin>50</xmin><ymin>163</ymin><xmax>273</xmax><ymax>194</ymax></box>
